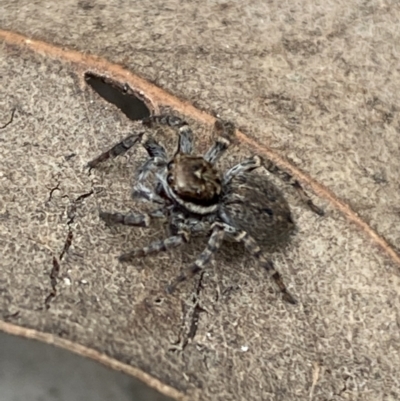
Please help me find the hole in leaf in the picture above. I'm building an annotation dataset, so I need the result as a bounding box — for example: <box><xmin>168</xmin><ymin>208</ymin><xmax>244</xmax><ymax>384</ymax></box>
<box><xmin>85</xmin><ymin>72</ymin><xmax>151</xmax><ymax>121</ymax></box>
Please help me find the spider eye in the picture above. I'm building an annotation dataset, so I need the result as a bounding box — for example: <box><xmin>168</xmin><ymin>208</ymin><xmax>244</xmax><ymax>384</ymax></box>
<box><xmin>167</xmin><ymin>161</ymin><xmax>174</xmax><ymax>170</ymax></box>
<box><xmin>167</xmin><ymin>174</ymin><xmax>174</xmax><ymax>185</ymax></box>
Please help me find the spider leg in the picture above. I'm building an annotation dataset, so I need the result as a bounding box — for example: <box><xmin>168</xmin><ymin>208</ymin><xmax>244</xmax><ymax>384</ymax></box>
<box><xmin>86</xmin><ymin>132</ymin><xmax>144</xmax><ymax>169</ymax></box>
<box><xmin>170</xmin><ymin>211</ymin><xmax>214</xmax><ymax>235</ymax></box>
<box><xmin>166</xmin><ymin>225</ymin><xmax>225</xmax><ymax>294</ymax></box>
<box><xmin>136</xmin><ymin>138</ymin><xmax>168</xmax><ymax>182</ymax></box>
<box><xmin>204</xmin><ymin>119</ymin><xmax>236</xmax><ymax>164</ymax></box>
<box><xmin>142</xmin><ymin>137</ymin><xmax>168</xmax><ymax>160</ymax></box>
<box><xmin>131</xmin><ymin>183</ymin><xmax>165</xmax><ymax>204</ymax></box>
<box><xmin>119</xmin><ymin>231</ymin><xmax>189</xmax><ymax>262</ymax></box>
<box><xmin>263</xmin><ymin>160</ymin><xmax>324</xmax><ymax>216</ymax></box>
<box><xmin>99</xmin><ymin>209</ymin><xmax>165</xmax><ymax>227</ymax></box>
<box><xmin>223</xmin><ymin>155</ymin><xmax>263</xmax><ymax>185</ymax></box>
<box><xmin>223</xmin><ymin>155</ymin><xmax>323</xmax><ymax>216</ymax></box>
<box><xmin>234</xmin><ymin>230</ymin><xmax>297</xmax><ymax>304</ymax></box>
<box><xmin>142</xmin><ymin>115</ymin><xmax>193</xmax><ymax>154</ymax></box>
<box><xmin>131</xmin><ymin>137</ymin><xmax>167</xmax><ymax>204</ymax></box>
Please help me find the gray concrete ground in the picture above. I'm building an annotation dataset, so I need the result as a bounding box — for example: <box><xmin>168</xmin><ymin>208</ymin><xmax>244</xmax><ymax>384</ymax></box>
<box><xmin>0</xmin><ymin>332</ymin><xmax>170</xmax><ymax>401</ymax></box>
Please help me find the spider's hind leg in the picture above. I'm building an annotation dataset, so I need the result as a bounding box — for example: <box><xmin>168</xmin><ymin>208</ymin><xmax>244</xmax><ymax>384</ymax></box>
<box><xmin>223</xmin><ymin>155</ymin><xmax>263</xmax><ymax>185</ymax></box>
<box><xmin>263</xmin><ymin>160</ymin><xmax>324</xmax><ymax>216</ymax></box>
<box><xmin>87</xmin><ymin>132</ymin><xmax>144</xmax><ymax>169</ymax></box>
<box><xmin>223</xmin><ymin>154</ymin><xmax>324</xmax><ymax>216</ymax></box>
<box><xmin>166</xmin><ymin>225</ymin><xmax>225</xmax><ymax>294</ymax></box>
<box><xmin>142</xmin><ymin>115</ymin><xmax>194</xmax><ymax>154</ymax></box>
<box><xmin>234</xmin><ymin>230</ymin><xmax>297</xmax><ymax>304</ymax></box>
<box><xmin>100</xmin><ymin>209</ymin><xmax>165</xmax><ymax>228</ymax></box>
<box><xmin>118</xmin><ymin>231</ymin><xmax>189</xmax><ymax>262</ymax></box>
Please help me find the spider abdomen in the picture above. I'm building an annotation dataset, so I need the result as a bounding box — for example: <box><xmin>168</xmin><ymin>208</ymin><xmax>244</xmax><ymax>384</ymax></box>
<box><xmin>220</xmin><ymin>173</ymin><xmax>296</xmax><ymax>249</ymax></box>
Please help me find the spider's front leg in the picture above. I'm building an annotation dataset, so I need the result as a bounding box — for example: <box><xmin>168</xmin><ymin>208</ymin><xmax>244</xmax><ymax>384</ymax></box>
<box><xmin>142</xmin><ymin>115</ymin><xmax>194</xmax><ymax>154</ymax></box>
<box><xmin>131</xmin><ymin>137</ymin><xmax>167</xmax><ymax>204</ymax></box>
<box><xmin>87</xmin><ymin>132</ymin><xmax>144</xmax><ymax>169</ymax></box>
<box><xmin>204</xmin><ymin>119</ymin><xmax>236</xmax><ymax>164</ymax></box>
<box><xmin>166</xmin><ymin>224</ymin><xmax>225</xmax><ymax>294</ymax></box>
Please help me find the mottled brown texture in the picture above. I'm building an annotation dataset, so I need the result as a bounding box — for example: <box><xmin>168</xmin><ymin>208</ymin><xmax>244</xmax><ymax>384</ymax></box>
<box><xmin>1</xmin><ymin>1</ymin><xmax>400</xmax><ymax>400</ymax></box>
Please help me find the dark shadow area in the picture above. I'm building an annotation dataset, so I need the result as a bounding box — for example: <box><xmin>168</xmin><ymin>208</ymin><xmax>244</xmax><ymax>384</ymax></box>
<box><xmin>0</xmin><ymin>331</ymin><xmax>173</xmax><ymax>401</ymax></box>
<box><xmin>85</xmin><ymin>73</ymin><xmax>151</xmax><ymax>121</ymax></box>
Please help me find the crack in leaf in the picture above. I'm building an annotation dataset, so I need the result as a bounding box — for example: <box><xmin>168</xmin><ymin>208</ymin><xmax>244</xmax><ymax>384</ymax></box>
<box><xmin>47</xmin><ymin>182</ymin><xmax>61</xmax><ymax>202</ymax></box>
<box><xmin>66</xmin><ymin>190</ymin><xmax>94</xmax><ymax>225</ymax></box>
<box><xmin>0</xmin><ymin>108</ymin><xmax>16</xmax><ymax>130</ymax></box>
<box><xmin>44</xmin><ymin>189</ymin><xmax>94</xmax><ymax>309</ymax></box>
<box><xmin>169</xmin><ymin>272</ymin><xmax>206</xmax><ymax>352</ymax></box>
<box><xmin>44</xmin><ymin>256</ymin><xmax>61</xmax><ymax>309</ymax></box>
<box><xmin>59</xmin><ymin>230</ymin><xmax>73</xmax><ymax>260</ymax></box>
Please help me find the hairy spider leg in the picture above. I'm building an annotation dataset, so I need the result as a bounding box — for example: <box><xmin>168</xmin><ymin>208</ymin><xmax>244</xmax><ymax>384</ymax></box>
<box><xmin>234</xmin><ymin>230</ymin><xmax>297</xmax><ymax>304</ymax></box>
<box><xmin>170</xmin><ymin>209</ymin><xmax>215</xmax><ymax>230</ymax></box>
<box><xmin>99</xmin><ymin>209</ymin><xmax>166</xmax><ymax>228</ymax></box>
<box><xmin>131</xmin><ymin>137</ymin><xmax>167</xmax><ymax>204</ymax></box>
<box><xmin>262</xmin><ymin>160</ymin><xmax>324</xmax><ymax>216</ymax></box>
<box><xmin>166</xmin><ymin>225</ymin><xmax>225</xmax><ymax>294</ymax></box>
<box><xmin>118</xmin><ymin>231</ymin><xmax>189</xmax><ymax>261</ymax></box>
<box><xmin>143</xmin><ymin>137</ymin><xmax>168</xmax><ymax>159</ymax></box>
<box><xmin>223</xmin><ymin>155</ymin><xmax>324</xmax><ymax>216</ymax></box>
<box><xmin>223</xmin><ymin>155</ymin><xmax>263</xmax><ymax>185</ymax></box>
<box><xmin>86</xmin><ymin>132</ymin><xmax>144</xmax><ymax>169</ymax></box>
<box><xmin>204</xmin><ymin>119</ymin><xmax>236</xmax><ymax>164</ymax></box>
<box><xmin>142</xmin><ymin>115</ymin><xmax>194</xmax><ymax>154</ymax></box>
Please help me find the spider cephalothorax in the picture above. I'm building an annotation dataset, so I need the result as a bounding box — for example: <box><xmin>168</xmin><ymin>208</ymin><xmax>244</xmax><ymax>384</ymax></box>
<box><xmin>166</xmin><ymin>154</ymin><xmax>222</xmax><ymax>211</ymax></box>
<box><xmin>87</xmin><ymin>114</ymin><xmax>323</xmax><ymax>304</ymax></box>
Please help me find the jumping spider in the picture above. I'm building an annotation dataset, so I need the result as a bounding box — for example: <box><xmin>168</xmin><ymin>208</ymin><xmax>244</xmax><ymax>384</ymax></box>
<box><xmin>87</xmin><ymin>115</ymin><xmax>323</xmax><ymax>304</ymax></box>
